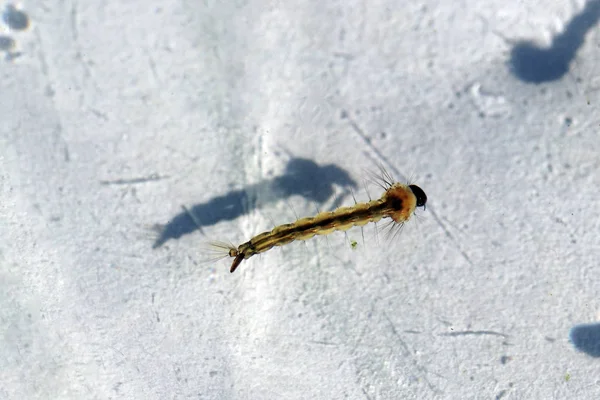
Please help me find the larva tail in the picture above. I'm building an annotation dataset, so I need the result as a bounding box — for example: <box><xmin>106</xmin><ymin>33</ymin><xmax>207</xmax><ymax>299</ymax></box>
<box><xmin>203</xmin><ymin>241</ymin><xmax>244</xmax><ymax>273</ymax></box>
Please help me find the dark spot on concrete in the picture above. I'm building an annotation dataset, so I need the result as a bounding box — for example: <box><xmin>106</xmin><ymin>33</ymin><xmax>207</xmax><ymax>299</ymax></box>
<box><xmin>3</xmin><ymin>5</ymin><xmax>30</xmax><ymax>31</ymax></box>
<box><xmin>0</xmin><ymin>35</ymin><xmax>15</xmax><ymax>51</ymax></box>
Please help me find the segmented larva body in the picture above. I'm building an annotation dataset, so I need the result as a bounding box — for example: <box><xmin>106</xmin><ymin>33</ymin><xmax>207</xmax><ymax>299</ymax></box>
<box><xmin>225</xmin><ymin>182</ymin><xmax>427</xmax><ymax>273</ymax></box>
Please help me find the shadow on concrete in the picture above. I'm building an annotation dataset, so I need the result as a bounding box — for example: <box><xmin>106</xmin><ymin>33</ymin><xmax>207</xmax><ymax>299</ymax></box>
<box><xmin>570</xmin><ymin>322</ymin><xmax>600</xmax><ymax>357</ymax></box>
<box><xmin>509</xmin><ymin>0</ymin><xmax>600</xmax><ymax>83</ymax></box>
<box><xmin>152</xmin><ymin>158</ymin><xmax>358</xmax><ymax>248</ymax></box>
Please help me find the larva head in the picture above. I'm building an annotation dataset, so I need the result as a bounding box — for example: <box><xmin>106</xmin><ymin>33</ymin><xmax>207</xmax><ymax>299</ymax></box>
<box><xmin>385</xmin><ymin>183</ymin><xmax>426</xmax><ymax>223</ymax></box>
<box><xmin>408</xmin><ymin>184</ymin><xmax>427</xmax><ymax>210</ymax></box>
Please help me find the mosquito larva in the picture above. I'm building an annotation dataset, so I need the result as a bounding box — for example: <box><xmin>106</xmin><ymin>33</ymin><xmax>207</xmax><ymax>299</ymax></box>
<box><xmin>217</xmin><ymin>179</ymin><xmax>427</xmax><ymax>273</ymax></box>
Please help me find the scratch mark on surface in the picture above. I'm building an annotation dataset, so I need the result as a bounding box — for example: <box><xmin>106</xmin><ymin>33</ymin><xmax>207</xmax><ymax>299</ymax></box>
<box><xmin>145</xmin><ymin>47</ymin><xmax>160</xmax><ymax>83</ymax></box>
<box><xmin>70</xmin><ymin>2</ymin><xmax>79</xmax><ymax>41</ymax></box>
<box><xmin>308</xmin><ymin>340</ymin><xmax>338</xmax><ymax>346</ymax></box>
<box><xmin>427</xmin><ymin>207</ymin><xmax>473</xmax><ymax>266</ymax></box>
<box><xmin>384</xmin><ymin>312</ymin><xmax>441</xmax><ymax>394</ymax></box>
<box><xmin>33</xmin><ymin>28</ymin><xmax>50</xmax><ymax>79</ymax></box>
<box><xmin>90</xmin><ymin>108</ymin><xmax>109</xmax><ymax>121</ymax></box>
<box><xmin>99</xmin><ymin>173</ymin><xmax>168</xmax><ymax>185</ymax></box>
<box><xmin>361</xmin><ymin>387</ymin><xmax>373</xmax><ymax>400</ymax></box>
<box><xmin>439</xmin><ymin>330</ymin><xmax>508</xmax><ymax>338</ymax></box>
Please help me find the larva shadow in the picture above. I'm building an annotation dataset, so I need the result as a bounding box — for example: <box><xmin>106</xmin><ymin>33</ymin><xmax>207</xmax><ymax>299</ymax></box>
<box><xmin>570</xmin><ymin>322</ymin><xmax>600</xmax><ymax>357</ymax></box>
<box><xmin>509</xmin><ymin>0</ymin><xmax>600</xmax><ymax>83</ymax></box>
<box><xmin>152</xmin><ymin>158</ymin><xmax>358</xmax><ymax>248</ymax></box>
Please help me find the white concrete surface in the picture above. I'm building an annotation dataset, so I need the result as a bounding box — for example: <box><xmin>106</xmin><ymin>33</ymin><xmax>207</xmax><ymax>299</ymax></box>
<box><xmin>1</xmin><ymin>0</ymin><xmax>599</xmax><ymax>399</ymax></box>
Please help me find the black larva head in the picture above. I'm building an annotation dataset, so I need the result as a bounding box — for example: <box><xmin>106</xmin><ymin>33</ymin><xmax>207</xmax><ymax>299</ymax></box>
<box><xmin>408</xmin><ymin>184</ymin><xmax>427</xmax><ymax>210</ymax></box>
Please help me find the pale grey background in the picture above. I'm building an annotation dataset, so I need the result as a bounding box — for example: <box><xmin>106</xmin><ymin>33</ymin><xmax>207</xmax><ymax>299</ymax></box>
<box><xmin>1</xmin><ymin>0</ymin><xmax>599</xmax><ymax>399</ymax></box>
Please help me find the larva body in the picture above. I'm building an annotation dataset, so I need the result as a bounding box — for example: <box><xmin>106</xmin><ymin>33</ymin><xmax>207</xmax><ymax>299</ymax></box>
<box><xmin>225</xmin><ymin>182</ymin><xmax>427</xmax><ymax>273</ymax></box>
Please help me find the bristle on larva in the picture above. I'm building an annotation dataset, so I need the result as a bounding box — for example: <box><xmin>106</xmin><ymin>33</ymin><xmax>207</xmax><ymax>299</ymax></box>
<box><xmin>224</xmin><ymin>182</ymin><xmax>427</xmax><ymax>273</ymax></box>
